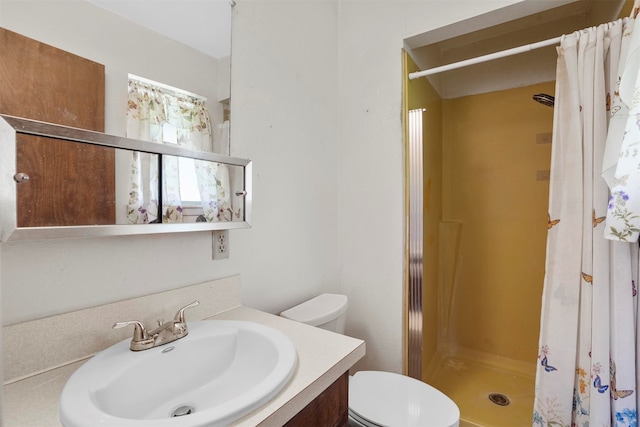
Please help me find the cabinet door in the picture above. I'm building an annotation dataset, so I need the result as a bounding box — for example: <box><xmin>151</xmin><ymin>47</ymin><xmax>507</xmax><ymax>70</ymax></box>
<box><xmin>16</xmin><ymin>134</ymin><xmax>116</xmax><ymax>227</ymax></box>
<box><xmin>284</xmin><ymin>372</ymin><xmax>349</xmax><ymax>427</ymax></box>
<box><xmin>0</xmin><ymin>28</ymin><xmax>115</xmax><ymax>227</ymax></box>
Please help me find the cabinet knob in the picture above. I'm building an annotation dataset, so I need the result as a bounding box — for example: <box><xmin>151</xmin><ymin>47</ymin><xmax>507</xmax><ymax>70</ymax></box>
<box><xmin>13</xmin><ymin>172</ymin><xmax>30</xmax><ymax>183</ymax></box>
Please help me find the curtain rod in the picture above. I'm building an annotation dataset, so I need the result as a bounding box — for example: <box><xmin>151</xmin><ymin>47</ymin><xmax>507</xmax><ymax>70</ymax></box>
<box><xmin>128</xmin><ymin>73</ymin><xmax>208</xmax><ymax>101</ymax></box>
<box><xmin>408</xmin><ymin>35</ymin><xmax>563</xmax><ymax>80</ymax></box>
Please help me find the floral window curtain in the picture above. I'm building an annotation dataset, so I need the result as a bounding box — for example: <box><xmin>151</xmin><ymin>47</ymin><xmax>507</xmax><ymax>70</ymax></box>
<box><xmin>194</xmin><ymin>160</ymin><xmax>234</xmax><ymax>222</ymax></box>
<box><xmin>125</xmin><ymin>77</ymin><xmax>220</xmax><ymax>223</ymax></box>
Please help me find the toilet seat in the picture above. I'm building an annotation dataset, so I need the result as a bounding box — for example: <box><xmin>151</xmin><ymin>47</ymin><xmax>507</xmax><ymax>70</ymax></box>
<box><xmin>348</xmin><ymin>371</ymin><xmax>460</xmax><ymax>427</ymax></box>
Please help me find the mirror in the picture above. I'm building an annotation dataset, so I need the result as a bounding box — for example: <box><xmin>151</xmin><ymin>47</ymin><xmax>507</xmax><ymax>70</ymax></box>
<box><xmin>89</xmin><ymin>0</ymin><xmax>233</xmax><ymax>155</ymax></box>
<box><xmin>0</xmin><ymin>115</ymin><xmax>252</xmax><ymax>241</ymax></box>
<box><xmin>2</xmin><ymin>0</ymin><xmax>233</xmax><ymax>156</ymax></box>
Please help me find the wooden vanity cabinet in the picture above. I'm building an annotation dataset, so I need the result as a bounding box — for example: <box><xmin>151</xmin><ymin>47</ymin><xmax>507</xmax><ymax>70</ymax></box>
<box><xmin>284</xmin><ymin>371</ymin><xmax>349</xmax><ymax>427</ymax></box>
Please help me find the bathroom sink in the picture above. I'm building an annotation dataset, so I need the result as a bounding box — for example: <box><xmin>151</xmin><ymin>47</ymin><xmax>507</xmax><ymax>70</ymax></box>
<box><xmin>60</xmin><ymin>320</ymin><xmax>297</xmax><ymax>427</ymax></box>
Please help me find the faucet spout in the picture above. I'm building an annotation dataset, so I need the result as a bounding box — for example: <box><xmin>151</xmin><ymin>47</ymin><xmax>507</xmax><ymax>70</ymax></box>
<box><xmin>147</xmin><ymin>320</ymin><xmax>187</xmax><ymax>348</ymax></box>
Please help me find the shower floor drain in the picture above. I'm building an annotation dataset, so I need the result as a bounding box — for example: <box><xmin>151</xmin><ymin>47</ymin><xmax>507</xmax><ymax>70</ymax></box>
<box><xmin>488</xmin><ymin>393</ymin><xmax>510</xmax><ymax>406</ymax></box>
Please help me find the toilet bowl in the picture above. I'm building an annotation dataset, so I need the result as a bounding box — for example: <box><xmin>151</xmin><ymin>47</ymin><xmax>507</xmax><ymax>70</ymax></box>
<box><xmin>281</xmin><ymin>294</ymin><xmax>460</xmax><ymax>427</ymax></box>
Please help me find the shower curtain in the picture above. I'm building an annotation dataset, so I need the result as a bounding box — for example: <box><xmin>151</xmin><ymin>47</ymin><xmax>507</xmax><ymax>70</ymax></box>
<box><xmin>533</xmin><ymin>18</ymin><xmax>640</xmax><ymax>427</ymax></box>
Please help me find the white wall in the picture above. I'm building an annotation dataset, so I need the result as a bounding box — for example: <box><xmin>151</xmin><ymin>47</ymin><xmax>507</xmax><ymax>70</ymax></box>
<box><xmin>227</xmin><ymin>0</ymin><xmax>342</xmax><ymax>314</ymax></box>
<box><xmin>0</xmin><ymin>0</ymin><xmax>526</xmax><ymax>376</ymax></box>
<box><xmin>336</xmin><ymin>0</ymin><xmax>523</xmax><ymax>373</ymax></box>
<box><xmin>232</xmin><ymin>0</ymin><xmax>523</xmax><ymax>374</ymax></box>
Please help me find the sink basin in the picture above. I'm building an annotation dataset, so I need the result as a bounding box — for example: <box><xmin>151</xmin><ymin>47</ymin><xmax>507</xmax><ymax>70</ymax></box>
<box><xmin>60</xmin><ymin>320</ymin><xmax>297</xmax><ymax>427</ymax></box>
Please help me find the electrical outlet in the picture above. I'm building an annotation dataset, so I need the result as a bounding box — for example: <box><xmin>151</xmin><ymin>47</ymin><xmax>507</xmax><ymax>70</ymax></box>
<box><xmin>212</xmin><ymin>230</ymin><xmax>230</xmax><ymax>260</ymax></box>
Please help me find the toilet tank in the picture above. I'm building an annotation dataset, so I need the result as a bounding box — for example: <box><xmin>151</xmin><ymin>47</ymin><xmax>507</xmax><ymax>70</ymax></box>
<box><xmin>280</xmin><ymin>294</ymin><xmax>348</xmax><ymax>334</ymax></box>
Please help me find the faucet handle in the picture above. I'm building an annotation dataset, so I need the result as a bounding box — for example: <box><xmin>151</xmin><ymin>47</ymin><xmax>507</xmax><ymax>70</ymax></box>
<box><xmin>113</xmin><ymin>320</ymin><xmax>149</xmax><ymax>341</ymax></box>
<box><xmin>174</xmin><ymin>300</ymin><xmax>200</xmax><ymax>323</ymax></box>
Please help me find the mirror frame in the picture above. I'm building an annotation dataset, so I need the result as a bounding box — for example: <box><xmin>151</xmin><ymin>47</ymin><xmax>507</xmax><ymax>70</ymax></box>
<box><xmin>0</xmin><ymin>115</ymin><xmax>252</xmax><ymax>241</ymax></box>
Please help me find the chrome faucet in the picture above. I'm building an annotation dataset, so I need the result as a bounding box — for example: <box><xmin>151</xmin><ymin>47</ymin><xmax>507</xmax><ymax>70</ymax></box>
<box><xmin>113</xmin><ymin>300</ymin><xmax>200</xmax><ymax>351</ymax></box>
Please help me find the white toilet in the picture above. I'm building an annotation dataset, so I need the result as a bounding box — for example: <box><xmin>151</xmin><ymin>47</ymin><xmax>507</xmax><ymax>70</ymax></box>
<box><xmin>281</xmin><ymin>294</ymin><xmax>460</xmax><ymax>427</ymax></box>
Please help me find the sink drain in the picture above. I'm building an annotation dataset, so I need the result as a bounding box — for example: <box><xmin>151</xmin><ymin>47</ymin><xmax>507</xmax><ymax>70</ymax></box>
<box><xmin>488</xmin><ymin>393</ymin><xmax>510</xmax><ymax>406</ymax></box>
<box><xmin>171</xmin><ymin>405</ymin><xmax>195</xmax><ymax>417</ymax></box>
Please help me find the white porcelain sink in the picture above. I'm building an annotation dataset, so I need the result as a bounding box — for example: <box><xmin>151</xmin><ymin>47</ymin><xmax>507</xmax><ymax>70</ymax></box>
<box><xmin>60</xmin><ymin>320</ymin><xmax>297</xmax><ymax>427</ymax></box>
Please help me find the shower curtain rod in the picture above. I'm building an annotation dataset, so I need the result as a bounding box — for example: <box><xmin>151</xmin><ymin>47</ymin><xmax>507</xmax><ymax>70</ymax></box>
<box><xmin>408</xmin><ymin>35</ymin><xmax>563</xmax><ymax>80</ymax></box>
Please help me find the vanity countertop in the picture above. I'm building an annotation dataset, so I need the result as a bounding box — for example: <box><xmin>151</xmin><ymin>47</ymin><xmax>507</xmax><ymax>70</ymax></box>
<box><xmin>4</xmin><ymin>304</ymin><xmax>365</xmax><ymax>426</ymax></box>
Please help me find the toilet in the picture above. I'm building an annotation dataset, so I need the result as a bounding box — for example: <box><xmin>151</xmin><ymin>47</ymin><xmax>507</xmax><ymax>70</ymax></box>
<box><xmin>281</xmin><ymin>294</ymin><xmax>460</xmax><ymax>427</ymax></box>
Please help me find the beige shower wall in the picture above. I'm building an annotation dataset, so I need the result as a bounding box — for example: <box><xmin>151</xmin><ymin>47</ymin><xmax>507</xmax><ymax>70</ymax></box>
<box><xmin>441</xmin><ymin>81</ymin><xmax>554</xmax><ymax>363</ymax></box>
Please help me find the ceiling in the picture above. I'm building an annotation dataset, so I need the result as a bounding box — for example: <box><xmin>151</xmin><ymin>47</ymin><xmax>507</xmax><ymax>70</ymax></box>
<box><xmin>87</xmin><ymin>0</ymin><xmax>626</xmax><ymax>93</ymax></box>
<box><xmin>88</xmin><ymin>0</ymin><xmax>232</xmax><ymax>59</ymax></box>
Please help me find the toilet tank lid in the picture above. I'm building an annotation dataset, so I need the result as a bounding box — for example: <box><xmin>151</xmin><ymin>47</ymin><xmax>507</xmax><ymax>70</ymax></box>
<box><xmin>280</xmin><ymin>293</ymin><xmax>348</xmax><ymax>327</ymax></box>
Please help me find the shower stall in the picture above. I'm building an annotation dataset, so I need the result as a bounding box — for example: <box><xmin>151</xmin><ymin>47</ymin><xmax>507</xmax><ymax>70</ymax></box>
<box><xmin>404</xmin><ymin>51</ymin><xmax>555</xmax><ymax>426</ymax></box>
<box><xmin>402</xmin><ymin>2</ymin><xmax>629</xmax><ymax>425</ymax></box>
